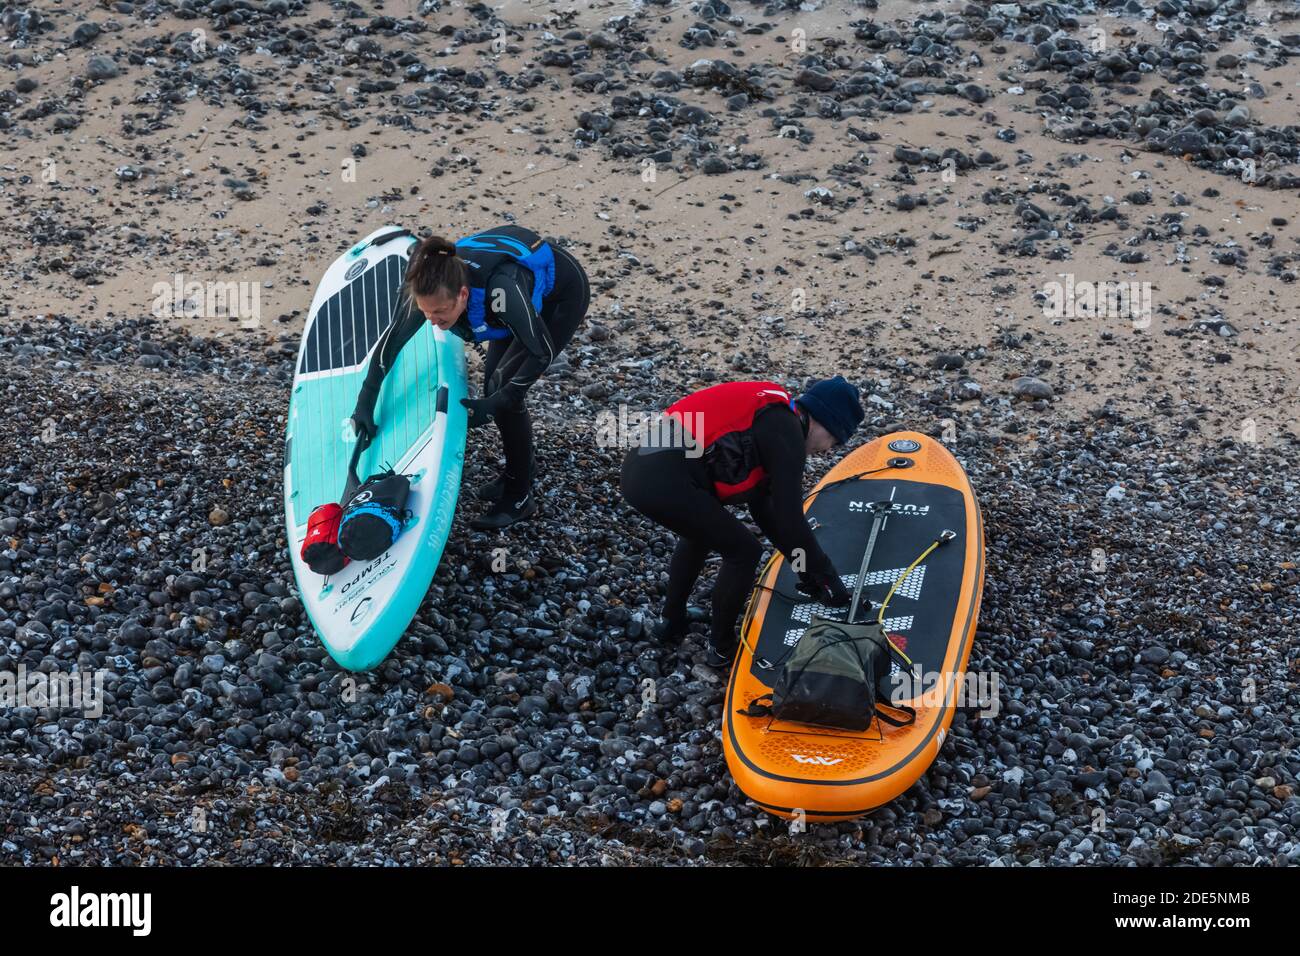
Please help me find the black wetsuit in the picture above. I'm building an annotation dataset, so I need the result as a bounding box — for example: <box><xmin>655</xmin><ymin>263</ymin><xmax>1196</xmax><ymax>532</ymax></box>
<box><xmin>356</xmin><ymin>239</ymin><xmax>589</xmax><ymax>499</ymax></box>
<box><xmin>620</xmin><ymin>404</ymin><xmax>839</xmax><ymax>651</ymax></box>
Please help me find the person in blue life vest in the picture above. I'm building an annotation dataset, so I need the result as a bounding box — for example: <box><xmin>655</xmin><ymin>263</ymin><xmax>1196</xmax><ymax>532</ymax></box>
<box><xmin>350</xmin><ymin>225</ymin><xmax>590</xmax><ymax>530</ymax></box>
<box><xmin>620</xmin><ymin>377</ymin><xmax>865</xmax><ymax>666</ymax></box>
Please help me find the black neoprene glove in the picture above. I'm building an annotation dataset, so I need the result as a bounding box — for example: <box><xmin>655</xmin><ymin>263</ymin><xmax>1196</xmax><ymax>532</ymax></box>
<box><xmin>350</xmin><ymin>383</ymin><xmax>379</xmax><ymax>441</ymax></box>
<box><xmin>797</xmin><ymin>571</ymin><xmax>851</xmax><ymax>607</ymax></box>
<box><xmin>460</xmin><ymin>396</ymin><xmax>497</xmax><ymax>429</ymax></box>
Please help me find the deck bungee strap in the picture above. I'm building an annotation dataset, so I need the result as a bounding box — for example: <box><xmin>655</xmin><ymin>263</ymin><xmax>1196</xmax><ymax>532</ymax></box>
<box><xmin>800</xmin><ymin>464</ymin><xmax>897</xmax><ymax>506</ymax></box>
<box><xmin>876</xmin><ymin>530</ymin><xmax>956</xmax><ymax>626</ymax></box>
<box><xmin>739</xmin><ymin>691</ymin><xmax>916</xmax><ymax>728</ymax></box>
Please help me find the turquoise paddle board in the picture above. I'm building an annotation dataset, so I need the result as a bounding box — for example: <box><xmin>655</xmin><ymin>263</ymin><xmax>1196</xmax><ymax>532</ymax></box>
<box><xmin>284</xmin><ymin>226</ymin><xmax>468</xmax><ymax>671</ymax></box>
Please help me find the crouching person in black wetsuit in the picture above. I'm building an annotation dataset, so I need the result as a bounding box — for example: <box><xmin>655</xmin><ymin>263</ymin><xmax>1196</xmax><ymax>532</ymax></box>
<box><xmin>350</xmin><ymin>225</ymin><xmax>590</xmax><ymax>530</ymax></box>
<box><xmin>620</xmin><ymin>377</ymin><xmax>865</xmax><ymax>667</ymax></box>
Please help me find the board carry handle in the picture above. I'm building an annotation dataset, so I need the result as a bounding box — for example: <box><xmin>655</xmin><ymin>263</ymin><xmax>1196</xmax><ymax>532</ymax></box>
<box><xmin>366</xmin><ymin>228</ymin><xmax>415</xmax><ymax>250</ymax></box>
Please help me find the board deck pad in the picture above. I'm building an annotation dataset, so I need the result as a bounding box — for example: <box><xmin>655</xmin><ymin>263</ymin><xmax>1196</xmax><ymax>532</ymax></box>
<box><xmin>751</xmin><ymin>480</ymin><xmax>966</xmax><ymax>688</ymax></box>
<box><xmin>724</xmin><ymin>431</ymin><xmax>984</xmax><ymax>820</ymax></box>
<box><xmin>296</xmin><ymin>252</ymin><xmax>402</xmax><ymax>375</ymax></box>
<box><xmin>284</xmin><ymin>227</ymin><xmax>468</xmax><ymax>672</ymax></box>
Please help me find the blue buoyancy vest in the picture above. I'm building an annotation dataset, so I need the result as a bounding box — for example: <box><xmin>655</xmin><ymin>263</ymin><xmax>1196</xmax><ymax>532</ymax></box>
<box><xmin>455</xmin><ymin>226</ymin><xmax>556</xmax><ymax>341</ymax></box>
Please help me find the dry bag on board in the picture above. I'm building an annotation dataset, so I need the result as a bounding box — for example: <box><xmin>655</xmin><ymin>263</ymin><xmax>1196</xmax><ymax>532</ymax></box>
<box><xmin>302</xmin><ymin>502</ymin><xmax>348</xmax><ymax>575</ymax></box>
<box><xmin>766</xmin><ymin>618</ymin><xmax>915</xmax><ymax>732</ymax></box>
<box><xmin>337</xmin><ymin>470</ymin><xmax>411</xmax><ymax>562</ymax></box>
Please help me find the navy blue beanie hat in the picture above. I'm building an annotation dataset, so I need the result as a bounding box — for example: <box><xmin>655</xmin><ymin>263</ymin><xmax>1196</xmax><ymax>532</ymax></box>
<box><xmin>795</xmin><ymin>376</ymin><xmax>864</xmax><ymax>444</ymax></box>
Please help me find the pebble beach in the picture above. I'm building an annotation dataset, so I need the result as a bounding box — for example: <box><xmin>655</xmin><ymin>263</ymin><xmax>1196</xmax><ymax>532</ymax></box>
<box><xmin>1</xmin><ymin>0</ymin><xmax>1298</xmax><ymax>866</ymax></box>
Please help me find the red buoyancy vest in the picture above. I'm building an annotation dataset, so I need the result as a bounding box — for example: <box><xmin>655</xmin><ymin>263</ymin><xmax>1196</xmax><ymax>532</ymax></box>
<box><xmin>665</xmin><ymin>381</ymin><xmax>794</xmax><ymax>500</ymax></box>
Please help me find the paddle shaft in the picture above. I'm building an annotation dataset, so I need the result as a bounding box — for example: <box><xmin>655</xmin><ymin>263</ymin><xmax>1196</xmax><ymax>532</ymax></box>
<box><xmin>847</xmin><ymin>501</ymin><xmax>891</xmax><ymax>623</ymax></box>
<box><xmin>341</xmin><ymin>431</ymin><xmax>373</xmax><ymax>504</ymax></box>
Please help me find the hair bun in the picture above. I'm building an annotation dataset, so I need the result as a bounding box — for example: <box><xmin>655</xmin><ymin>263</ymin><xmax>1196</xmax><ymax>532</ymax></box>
<box><xmin>404</xmin><ymin>234</ymin><xmax>469</xmax><ymax>302</ymax></box>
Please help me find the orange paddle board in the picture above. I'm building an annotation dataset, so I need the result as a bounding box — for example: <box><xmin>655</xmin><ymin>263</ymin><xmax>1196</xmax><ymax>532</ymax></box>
<box><xmin>723</xmin><ymin>431</ymin><xmax>985</xmax><ymax>822</ymax></box>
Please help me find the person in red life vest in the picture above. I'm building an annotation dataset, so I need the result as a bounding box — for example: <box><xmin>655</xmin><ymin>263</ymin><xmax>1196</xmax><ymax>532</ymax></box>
<box><xmin>620</xmin><ymin>377</ymin><xmax>864</xmax><ymax>666</ymax></box>
<box><xmin>350</xmin><ymin>225</ymin><xmax>590</xmax><ymax>530</ymax></box>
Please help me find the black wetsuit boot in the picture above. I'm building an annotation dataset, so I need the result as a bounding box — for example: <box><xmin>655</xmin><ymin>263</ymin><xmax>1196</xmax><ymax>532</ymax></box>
<box><xmin>470</xmin><ymin>472</ymin><xmax>537</xmax><ymax>530</ymax></box>
<box><xmin>648</xmin><ymin>618</ymin><xmax>687</xmax><ymax>643</ymax></box>
<box><xmin>477</xmin><ymin>465</ymin><xmax>536</xmax><ymax>502</ymax></box>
